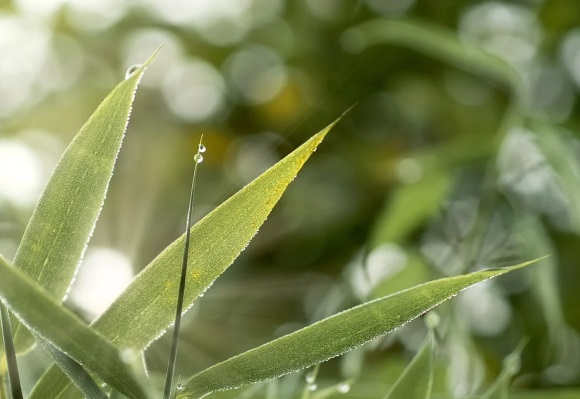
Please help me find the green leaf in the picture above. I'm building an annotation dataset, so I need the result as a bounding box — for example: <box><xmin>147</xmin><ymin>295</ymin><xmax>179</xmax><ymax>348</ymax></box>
<box><xmin>369</xmin><ymin>171</ymin><xmax>450</xmax><ymax>246</ymax></box>
<box><xmin>0</xmin><ymin>304</ymin><xmax>22</xmax><ymax>399</ymax></box>
<box><xmin>37</xmin><ymin>339</ymin><xmax>107</xmax><ymax>399</ymax></box>
<box><xmin>384</xmin><ymin>328</ymin><xmax>434</xmax><ymax>399</ymax></box>
<box><xmin>28</xmin><ymin>115</ymin><xmax>341</xmax><ymax>399</ymax></box>
<box><xmin>514</xmin><ymin>213</ymin><xmax>565</xmax><ymax>351</ymax></box>
<box><xmin>0</xmin><ymin>257</ymin><xmax>146</xmax><ymax>399</ymax></box>
<box><xmin>4</xmin><ymin>49</ymin><xmax>159</xmax><ymax>359</ymax></box>
<box><xmin>481</xmin><ymin>340</ymin><xmax>526</xmax><ymax>399</ymax></box>
<box><xmin>349</xmin><ymin>18</ymin><xmax>525</xmax><ymax>100</ymax></box>
<box><xmin>177</xmin><ymin>260</ymin><xmax>541</xmax><ymax>399</ymax></box>
<box><xmin>370</xmin><ymin>250</ymin><xmax>431</xmax><ymax>300</ymax></box>
<box><xmin>531</xmin><ymin>121</ymin><xmax>580</xmax><ymax>234</ymax></box>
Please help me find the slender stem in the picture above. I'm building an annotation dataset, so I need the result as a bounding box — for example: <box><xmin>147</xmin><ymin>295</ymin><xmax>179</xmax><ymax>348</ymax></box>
<box><xmin>0</xmin><ymin>304</ymin><xmax>23</xmax><ymax>399</ymax></box>
<box><xmin>163</xmin><ymin>137</ymin><xmax>204</xmax><ymax>399</ymax></box>
<box><xmin>301</xmin><ymin>364</ymin><xmax>320</xmax><ymax>399</ymax></box>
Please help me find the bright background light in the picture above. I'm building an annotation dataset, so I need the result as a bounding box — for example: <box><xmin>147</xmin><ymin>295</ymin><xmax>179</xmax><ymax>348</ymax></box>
<box><xmin>68</xmin><ymin>247</ymin><xmax>134</xmax><ymax>320</ymax></box>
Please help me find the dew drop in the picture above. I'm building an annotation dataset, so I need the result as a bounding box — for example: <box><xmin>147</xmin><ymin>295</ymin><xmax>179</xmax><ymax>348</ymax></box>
<box><xmin>505</xmin><ymin>353</ymin><xmax>521</xmax><ymax>374</ymax></box>
<box><xmin>194</xmin><ymin>153</ymin><xmax>203</xmax><ymax>163</ymax></box>
<box><xmin>119</xmin><ymin>348</ymin><xmax>138</xmax><ymax>363</ymax></box>
<box><xmin>305</xmin><ymin>372</ymin><xmax>315</xmax><ymax>384</ymax></box>
<box><xmin>125</xmin><ymin>64</ymin><xmax>142</xmax><ymax>79</ymax></box>
<box><xmin>337</xmin><ymin>383</ymin><xmax>350</xmax><ymax>393</ymax></box>
<box><xmin>308</xmin><ymin>383</ymin><xmax>318</xmax><ymax>392</ymax></box>
<box><xmin>198</xmin><ymin>144</ymin><xmax>206</xmax><ymax>153</ymax></box>
<box><xmin>176</xmin><ymin>383</ymin><xmax>184</xmax><ymax>391</ymax></box>
<box><xmin>425</xmin><ymin>311</ymin><xmax>440</xmax><ymax>329</ymax></box>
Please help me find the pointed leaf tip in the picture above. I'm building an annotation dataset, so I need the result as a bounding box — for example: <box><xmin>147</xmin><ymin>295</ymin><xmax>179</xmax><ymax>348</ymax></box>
<box><xmin>177</xmin><ymin>259</ymin><xmax>540</xmax><ymax>398</ymax></box>
<box><xmin>143</xmin><ymin>45</ymin><xmax>163</xmax><ymax>68</ymax></box>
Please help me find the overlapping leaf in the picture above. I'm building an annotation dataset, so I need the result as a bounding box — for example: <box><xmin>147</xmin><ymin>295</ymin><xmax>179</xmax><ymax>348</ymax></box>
<box><xmin>0</xmin><ymin>257</ymin><xmax>145</xmax><ymax>399</ymax></box>
<box><xmin>28</xmin><ymin>115</ymin><xmax>341</xmax><ymax>399</ymax></box>
<box><xmin>384</xmin><ymin>328</ymin><xmax>434</xmax><ymax>399</ymax></box>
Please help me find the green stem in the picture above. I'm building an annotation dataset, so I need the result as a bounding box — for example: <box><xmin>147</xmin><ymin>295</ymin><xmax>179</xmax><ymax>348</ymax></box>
<box><xmin>163</xmin><ymin>137</ymin><xmax>204</xmax><ymax>399</ymax></box>
<box><xmin>0</xmin><ymin>304</ymin><xmax>23</xmax><ymax>399</ymax></box>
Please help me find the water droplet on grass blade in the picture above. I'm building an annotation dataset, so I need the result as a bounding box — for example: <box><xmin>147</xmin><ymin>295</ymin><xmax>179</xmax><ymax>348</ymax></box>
<box><xmin>305</xmin><ymin>372</ymin><xmax>315</xmax><ymax>384</ymax></box>
<box><xmin>337</xmin><ymin>383</ymin><xmax>350</xmax><ymax>393</ymax></box>
<box><xmin>505</xmin><ymin>350</ymin><xmax>523</xmax><ymax>374</ymax></box>
<box><xmin>125</xmin><ymin>64</ymin><xmax>142</xmax><ymax>79</ymax></box>
<box><xmin>194</xmin><ymin>153</ymin><xmax>203</xmax><ymax>163</ymax></box>
<box><xmin>198</xmin><ymin>144</ymin><xmax>206</xmax><ymax>153</ymax></box>
<box><xmin>176</xmin><ymin>384</ymin><xmax>184</xmax><ymax>391</ymax></box>
<box><xmin>425</xmin><ymin>311</ymin><xmax>440</xmax><ymax>329</ymax></box>
<box><xmin>120</xmin><ymin>348</ymin><xmax>138</xmax><ymax>363</ymax></box>
<box><xmin>308</xmin><ymin>383</ymin><xmax>317</xmax><ymax>391</ymax></box>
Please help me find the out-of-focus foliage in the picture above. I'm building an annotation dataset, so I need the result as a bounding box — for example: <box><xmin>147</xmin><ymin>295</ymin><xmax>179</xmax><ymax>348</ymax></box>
<box><xmin>1</xmin><ymin>0</ymin><xmax>580</xmax><ymax>397</ymax></box>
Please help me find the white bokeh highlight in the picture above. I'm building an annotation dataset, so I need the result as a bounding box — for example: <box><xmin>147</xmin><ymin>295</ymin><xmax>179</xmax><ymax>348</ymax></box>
<box><xmin>69</xmin><ymin>247</ymin><xmax>134</xmax><ymax>319</ymax></box>
<box><xmin>0</xmin><ymin>139</ymin><xmax>44</xmax><ymax>206</ymax></box>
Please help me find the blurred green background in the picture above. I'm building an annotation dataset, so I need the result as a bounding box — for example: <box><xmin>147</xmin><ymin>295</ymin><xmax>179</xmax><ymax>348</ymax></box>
<box><xmin>1</xmin><ymin>0</ymin><xmax>580</xmax><ymax>397</ymax></box>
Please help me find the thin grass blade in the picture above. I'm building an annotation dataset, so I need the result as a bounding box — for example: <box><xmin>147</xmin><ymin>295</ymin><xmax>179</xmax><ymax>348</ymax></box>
<box><xmin>0</xmin><ymin>304</ymin><xmax>22</xmax><ymax>399</ymax></box>
<box><xmin>481</xmin><ymin>340</ymin><xmax>527</xmax><ymax>399</ymax></box>
<box><xmin>37</xmin><ymin>339</ymin><xmax>107</xmax><ymax>399</ymax></box>
<box><xmin>163</xmin><ymin>139</ymin><xmax>204</xmax><ymax>399</ymax></box>
<box><xmin>383</xmin><ymin>327</ymin><xmax>434</xmax><ymax>399</ymax></box>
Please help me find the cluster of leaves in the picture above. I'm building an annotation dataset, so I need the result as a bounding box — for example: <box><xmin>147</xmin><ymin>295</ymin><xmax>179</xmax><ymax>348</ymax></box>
<box><xmin>0</xmin><ymin>45</ymin><xmax>547</xmax><ymax>399</ymax></box>
<box><xmin>1</xmin><ymin>13</ymin><xmax>580</xmax><ymax>399</ymax></box>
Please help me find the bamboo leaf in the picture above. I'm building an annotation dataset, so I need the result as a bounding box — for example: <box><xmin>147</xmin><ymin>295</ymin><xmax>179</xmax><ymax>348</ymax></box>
<box><xmin>384</xmin><ymin>328</ymin><xmax>434</xmax><ymax>399</ymax></box>
<box><xmin>4</xmin><ymin>49</ymin><xmax>159</xmax><ymax>359</ymax></box>
<box><xmin>0</xmin><ymin>304</ymin><xmax>22</xmax><ymax>399</ymax></box>
<box><xmin>531</xmin><ymin>121</ymin><xmax>580</xmax><ymax>233</ymax></box>
<box><xmin>349</xmin><ymin>19</ymin><xmax>525</xmax><ymax>99</ymax></box>
<box><xmin>481</xmin><ymin>341</ymin><xmax>526</xmax><ymax>399</ymax></box>
<box><xmin>370</xmin><ymin>171</ymin><xmax>450</xmax><ymax>246</ymax></box>
<box><xmin>28</xmin><ymin>115</ymin><xmax>342</xmax><ymax>399</ymax></box>
<box><xmin>37</xmin><ymin>339</ymin><xmax>107</xmax><ymax>399</ymax></box>
<box><xmin>177</xmin><ymin>260</ymin><xmax>541</xmax><ymax>399</ymax></box>
<box><xmin>0</xmin><ymin>257</ymin><xmax>146</xmax><ymax>399</ymax></box>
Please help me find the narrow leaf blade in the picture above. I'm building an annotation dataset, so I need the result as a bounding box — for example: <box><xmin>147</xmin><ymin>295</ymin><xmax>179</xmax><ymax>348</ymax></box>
<box><xmin>178</xmin><ymin>261</ymin><xmax>540</xmax><ymax>399</ymax></box>
<box><xmin>351</xmin><ymin>19</ymin><xmax>524</xmax><ymax>98</ymax></box>
<box><xmin>7</xmin><ymin>49</ymin><xmax>159</xmax><ymax>356</ymax></box>
<box><xmin>481</xmin><ymin>341</ymin><xmax>526</xmax><ymax>399</ymax></box>
<box><xmin>0</xmin><ymin>304</ymin><xmax>22</xmax><ymax>399</ymax></box>
<box><xmin>37</xmin><ymin>339</ymin><xmax>107</xmax><ymax>399</ymax></box>
<box><xmin>0</xmin><ymin>257</ymin><xmax>145</xmax><ymax>399</ymax></box>
<box><xmin>384</xmin><ymin>329</ymin><xmax>434</xmax><ymax>399</ymax></box>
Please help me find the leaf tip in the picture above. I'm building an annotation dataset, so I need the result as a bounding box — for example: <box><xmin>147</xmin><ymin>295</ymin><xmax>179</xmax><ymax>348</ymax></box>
<box><xmin>311</xmin><ymin>106</ymin><xmax>354</xmax><ymax>145</ymax></box>
<box><xmin>493</xmin><ymin>256</ymin><xmax>547</xmax><ymax>275</ymax></box>
<box><xmin>143</xmin><ymin>45</ymin><xmax>163</xmax><ymax>67</ymax></box>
